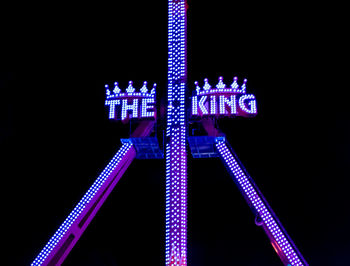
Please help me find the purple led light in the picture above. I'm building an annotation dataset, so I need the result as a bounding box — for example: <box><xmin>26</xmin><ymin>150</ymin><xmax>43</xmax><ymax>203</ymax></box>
<box><xmin>31</xmin><ymin>0</ymin><xmax>308</xmax><ymax>263</ymax></box>
<box><xmin>215</xmin><ymin>139</ymin><xmax>307</xmax><ymax>266</ymax></box>
<box><xmin>166</xmin><ymin>0</ymin><xmax>187</xmax><ymax>265</ymax></box>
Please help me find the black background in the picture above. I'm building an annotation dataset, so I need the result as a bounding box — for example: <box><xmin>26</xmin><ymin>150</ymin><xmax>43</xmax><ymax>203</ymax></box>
<box><xmin>1</xmin><ymin>1</ymin><xmax>348</xmax><ymax>265</ymax></box>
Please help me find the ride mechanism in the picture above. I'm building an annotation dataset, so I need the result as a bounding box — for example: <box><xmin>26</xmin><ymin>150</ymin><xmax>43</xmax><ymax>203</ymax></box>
<box><xmin>31</xmin><ymin>1</ymin><xmax>308</xmax><ymax>266</ymax></box>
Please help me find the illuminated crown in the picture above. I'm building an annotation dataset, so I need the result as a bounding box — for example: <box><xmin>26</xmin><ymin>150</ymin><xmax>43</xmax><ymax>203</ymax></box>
<box><xmin>194</xmin><ymin>76</ymin><xmax>247</xmax><ymax>95</ymax></box>
<box><xmin>105</xmin><ymin>81</ymin><xmax>156</xmax><ymax>99</ymax></box>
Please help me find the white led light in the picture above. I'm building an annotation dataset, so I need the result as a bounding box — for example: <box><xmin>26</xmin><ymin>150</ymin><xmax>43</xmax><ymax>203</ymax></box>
<box><xmin>32</xmin><ymin>143</ymin><xmax>135</xmax><ymax>266</ymax></box>
<box><xmin>126</xmin><ymin>81</ymin><xmax>135</xmax><ymax>93</ymax></box>
<box><xmin>203</xmin><ymin>78</ymin><xmax>211</xmax><ymax>91</ymax></box>
<box><xmin>140</xmin><ymin>81</ymin><xmax>148</xmax><ymax>93</ymax></box>
<box><xmin>141</xmin><ymin>98</ymin><xmax>155</xmax><ymax>118</ymax></box>
<box><xmin>215</xmin><ymin>140</ymin><xmax>304</xmax><ymax>266</ymax></box>
<box><xmin>241</xmin><ymin>79</ymin><xmax>247</xmax><ymax>93</ymax></box>
<box><xmin>105</xmin><ymin>85</ymin><xmax>111</xmax><ymax>96</ymax></box>
<box><xmin>190</xmin><ymin>76</ymin><xmax>257</xmax><ymax>119</ymax></box>
<box><xmin>198</xmin><ymin>96</ymin><xmax>208</xmax><ymax>115</ymax></box>
<box><xmin>231</xmin><ymin>77</ymin><xmax>239</xmax><ymax>90</ymax></box>
<box><xmin>113</xmin><ymin>82</ymin><xmax>121</xmax><ymax>94</ymax></box>
<box><xmin>121</xmin><ymin>99</ymin><xmax>139</xmax><ymax>120</ymax></box>
<box><xmin>238</xmin><ymin>94</ymin><xmax>257</xmax><ymax>114</ymax></box>
<box><xmin>105</xmin><ymin>100</ymin><xmax>121</xmax><ymax>119</ymax></box>
<box><xmin>192</xmin><ymin>96</ymin><xmax>198</xmax><ymax>116</ymax></box>
<box><xmin>150</xmin><ymin>83</ymin><xmax>156</xmax><ymax>95</ymax></box>
<box><xmin>216</xmin><ymin>76</ymin><xmax>226</xmax><ymax>89</ymax></box>
<box><xmin>219</xmin><ymin>95</ymin><xmax>237</xmax><ymax>115</ymax></box>
<box><xmin>167</xmin><ymin>1</ymin><xmax>188</xmax><ymax>265</ymax></box>
<box><xmin>195</xmin><ymin>81</ymin><xmax>201</xmax><ymax>95</ymax></box>
<box><xmin>210</xmin><ymin>95</ymin><xmax>217</xmax><ymax>115</ymax></box>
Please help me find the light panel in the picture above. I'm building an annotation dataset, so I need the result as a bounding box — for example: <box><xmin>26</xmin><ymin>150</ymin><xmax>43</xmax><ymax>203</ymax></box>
<box><xmin>166</xmin><ymin>0</ymin><xmax>187</xmax><ymax>265</ymax></box>
<box><xmin>105</xmin><ymin>81</ymin><xmax>156</xmax><ymax>121</ymax></box>
<box><xmin>191</xmin><ymin>77</ymin><xmax>257</xmax><ymax>118</ymax></box>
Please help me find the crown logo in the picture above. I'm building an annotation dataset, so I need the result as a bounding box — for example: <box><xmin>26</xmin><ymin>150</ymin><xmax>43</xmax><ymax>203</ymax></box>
<box><xmin>105</xmin><ymin>80</ymin><xmax>157</xmax><ymax>121</ymax></box>
<box><xmin>105</xmin><ymin>80</ymin><xmax>156</xmax><ymax>99</ymax></box>
<box><xmin>194</xmin><ymin>76</ymin><xmax>247</xmax><ymax>95</ymax></box>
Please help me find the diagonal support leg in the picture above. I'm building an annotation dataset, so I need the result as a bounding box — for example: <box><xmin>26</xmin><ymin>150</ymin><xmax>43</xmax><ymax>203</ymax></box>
<box><xmin>31</xmin><ymin>143</ymin><xmax>136</xmax><ymax>266</ymax></box>
<box><xmin>215</xmin><ymin>137</ymin><xmax>308</xmax><ymax>266</ymax></box>
<box><xmin>32</xmin><ymin>121</ymin><xmax>155</xmax><ymax>266</ymax></box>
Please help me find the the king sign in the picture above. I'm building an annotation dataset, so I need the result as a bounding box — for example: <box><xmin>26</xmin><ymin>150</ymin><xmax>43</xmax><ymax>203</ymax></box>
<box><xmin>105</xmin><ymin>77</ymin><xmax>257</xmax><ymax>122</ymax></box>
<box><xmin>191</xmin><ymin>77</ymin><xmax>257</xmax><ymax>118</ymax></box>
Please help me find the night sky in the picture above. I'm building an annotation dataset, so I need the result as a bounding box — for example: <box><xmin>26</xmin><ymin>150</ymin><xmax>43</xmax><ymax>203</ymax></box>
<box><xmin>1</xmin><ymin>1</ymin><xmax>348</xmax><ymax>265</ymax></box>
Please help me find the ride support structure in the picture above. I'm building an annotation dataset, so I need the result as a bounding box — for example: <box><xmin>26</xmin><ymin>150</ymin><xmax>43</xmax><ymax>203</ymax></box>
<box><xmin>31</xmin><ymin>121</ymin><xmax>155</xmax><ymax>266</ymax></box>
<box><xmin>31</xmin><ymin>1</ymin><xmax>308</xmax><ymax>265</ymax></box>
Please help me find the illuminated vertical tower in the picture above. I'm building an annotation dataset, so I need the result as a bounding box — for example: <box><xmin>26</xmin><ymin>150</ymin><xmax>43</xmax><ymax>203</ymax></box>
<box><xmin>165</xmin><ymin>0</ymin><xmax>187</xmax><ymax>265</ymax></box>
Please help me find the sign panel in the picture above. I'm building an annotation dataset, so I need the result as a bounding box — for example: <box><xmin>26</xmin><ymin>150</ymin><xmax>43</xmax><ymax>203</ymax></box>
<box><xmin>105</xmin><ymin>77</ymin><xmax>256</xmax><ymax>123</ymax></box>
<box><xmin>191</xmin><ymin>77</ymin><xmax>257</xmax><ymax>118</ymax></box>
<box><xmin>105</xmin><ymin>81</ymin><xmax>156</xmax><ymax>122</ymax></box>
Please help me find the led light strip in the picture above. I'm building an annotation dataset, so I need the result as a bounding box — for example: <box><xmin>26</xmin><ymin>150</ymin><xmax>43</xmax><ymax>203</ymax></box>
<box><xmin>238</xmin><ymin>94</ymin><xmax>257</xmax><ymax>114</ymax></box>
<box><xmin>219</xmin><ymin>95</ymin><xmax>237</xmax><ymax>115</ymax></box>
<box><xmin>121</xmin><ymin>99</ymin><xmax>138</xmax><ymax>120</ymax></box>
<box><xmin>31</xmin><ymin>143</ymin><xmax>135</xmax><ymax>266</ymax></box>
<box><xmin>166</xmin><ymin>0</ymin><xmax>187</xmax><ymax>265</ymax></box>
<box><xmin>216</xmin><ymin>139</ymin><xmax>307</xmax><ymax>266</ymax></box>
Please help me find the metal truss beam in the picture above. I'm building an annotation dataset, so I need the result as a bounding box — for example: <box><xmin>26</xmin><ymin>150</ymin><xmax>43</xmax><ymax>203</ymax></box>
<box><xmin>32</xmin><ymin>121</ymin><xmax>154</xmax><ymax>266</ymax></box>
<box><xmin>215</xmin><ymin>137</ymin><xmax>308</xmax><ymax>266</ymax></box>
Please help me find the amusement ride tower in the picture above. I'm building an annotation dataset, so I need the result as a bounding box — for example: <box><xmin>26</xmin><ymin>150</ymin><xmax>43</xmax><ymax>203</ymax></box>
<box><xmin>31</xmin><ymin>1</ymin><xmax>308</xmax><ymax>265</ymax></box>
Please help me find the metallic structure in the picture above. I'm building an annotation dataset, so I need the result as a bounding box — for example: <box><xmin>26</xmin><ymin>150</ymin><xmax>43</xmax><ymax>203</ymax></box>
<box><xmin>31</xmin><ymin>1</ymin><xmax>308</xmax><ymax>265</ymax></box>
<box><xmin>216</xmin><ymin>137</ymin><xmax>306</xmax><ymax>265</ymax></box>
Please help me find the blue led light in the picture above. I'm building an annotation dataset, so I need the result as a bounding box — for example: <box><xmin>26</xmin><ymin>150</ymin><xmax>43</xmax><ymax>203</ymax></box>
<box><xmin>105</xmin><ymin>85</ymin><xmax>111</xmax><ymax>96</ymax></box>
<box><xmin>238</xmin><ymin>94</ymin><xmax>257</xmax><ymax>114</ymax></box>
<box><xmin>121</xmin><ymin>99</ymin><xmax>139</xmax><ymax>120</ymax></box>
<box><xmin>216</xmin><ymin>76</ymin><xmax>226</xmax><ymax>89</ymax></box>
<box><xmin>105</xmin><ymin>100</ymin><xmax>121</xmax><ymax>119</ymax></box>
<box><xmin>203</xmin><ymin>78</ymin><xmax>211</xmax><ymax>91</ymax></box>
<box><xmin>140</xmin><ymin>81</ymin><xmax>148</xmax><ymax>93</ymax></box>
<box><xmin>31</xmin><ymin>143</ymin><xmax>135</xmax><ymax>266</ymax></box>
<box><xmin>215</xmin><ymin>139</ymin><xmax>304</xmax><ymax>266</ymax></box>
<box><xmin>231</xmin><ymin>77</ymin><xmax>239</xmax><ymax>89</ymax></box>
<box><xmin>219</xmin><ymin>95</ymin><xmax>237</xmax><ymax>115</ymax></box>
<box><xmin>191</xmin><ymin>77</ymin><xmax>257</xmax><ymax>118</ymax></box>
<box><xmin>105</xmin><ymin>81</ymin><xmax>156</xmax><ymax>121</ymax></box>
<box><xmin>141</xmin><ymin>98</ymin><xmax>155</xmax><ymax>118</ymax></box>
<box><xmin>166</xmin><ymin>1</ymin><xmax>187</xmax><ymax>264</ymax></box>
<box><xmin>126</xmin><ymin>81</ymin><xmax>135</xmax><ymax>93</ymax></box>
<box><xmin>113</xmin><ymin>82</ymin><xmax>121</xmax><ymax>94</ymax></box>
<box><xmin>198</xmin><ymin>95</ymin><xmax>208</xmax><ymax>115</ymax></box>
